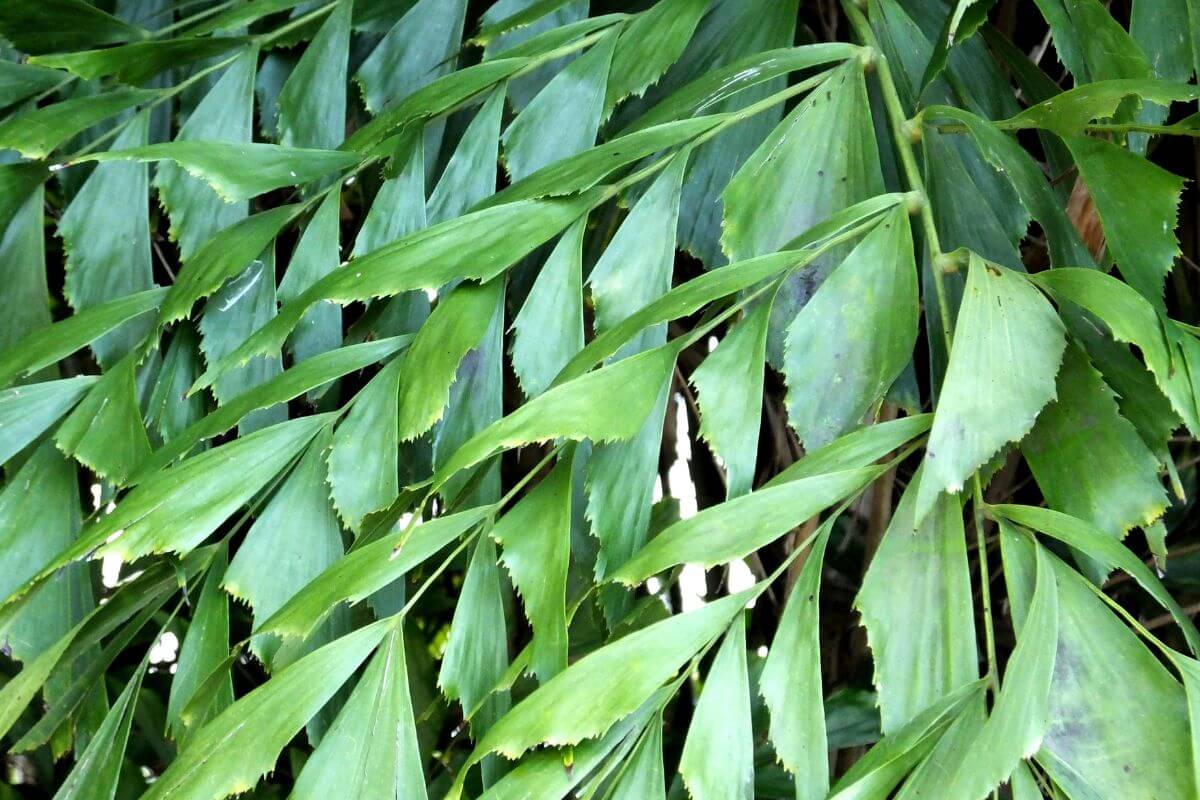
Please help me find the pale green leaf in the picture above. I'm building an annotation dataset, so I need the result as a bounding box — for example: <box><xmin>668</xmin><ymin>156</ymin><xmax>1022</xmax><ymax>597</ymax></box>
<box><xmin>55</xmin><ymin>354</ymin><xmax>151</xmax><ymax>484</ymax></box>
<box><xmin>857</xmin><ymin>477</ymin><xmax>977</xmax><ymax>734</ymax></box>
<box><xmin>0</xmin><ymin>376</ymin><xmax>97</xmax><ymax>468</ymax></box>
<box><xmin>141</xmin><ymin>620</ymin><xmax>393</xmax><ymax>800</ymax></box>
<box><xmin>79</xmin><ymin>142</ymin><xmax>359</xmax><ymax>203</ymax></box>
<box><xmin>257</xmin><ymin>507</ymin><xmax>494</xmax><ymax>641</ymax></box>
<box><xmin>1065</xmin><ymin>133</ymin><xmax>1184</xmax><ymax>301</ymax></box>
<box><xmin>510</xmin><ymin>218</ymin><xmax>585</xmax><ymax>398</ymax></box>
<box><xmin>0</xmin><ymin>88</ymin><xmax>155</xmax><ymax>158</ymax></box>
<box><xmin>502</xmin><ymin>34</ymin><xmax>616</xmax><ymax>181</ymax></box>
<box><xmin>291</xmin><ymin>628</ymin><xmax>427</xmax><ymax>800</ymax></box>
<box><xmin>51</xmin><ymin>661</ymin><xmax>145</xmax><ymax>800</ymax></box>
<box><xmin>691</xmin><ymin>294</ymin><xmax>770</xmax><ymax>498</ymax></box>
<box><xmin>277</xmin><ymin>0</ymin><xmax>350</xmax><ymax>150</ymax></box>
<box><xmin>760</xmin><ymin>521</ymin><xmax>831</xmax><ymax>794</ymax></box>
<box><xmin>612</xmin><ymin>467</ymin><xmax>879</xmax><ymax>585</ymax></box>
<box><xmin>679</xmin><ymin>613</ymin><xmax>754</xmax><ymax>800</ymax></box>
<box><xmin>784</xmin><ymin>207</ymin><xmax>917</xmax><ymax>448</ymax></box>
<box><xmin>915</xmin><ymin>256</ymin><xmax>1066</xmax><ymax>522</ymax></box>
<box><xmin>59</xmin><ymin>112</ymin><xmax>154</xmax><ymax>366</ymax></box>
<box><xmin>223</xmin><ymin>430</ymin><xmax>343</xmax><ymax>663</ymax></box>
<box><xmin>493</xmin><ymin>450</ymin><xmax>573</xmax><ymax>682</ymax></box>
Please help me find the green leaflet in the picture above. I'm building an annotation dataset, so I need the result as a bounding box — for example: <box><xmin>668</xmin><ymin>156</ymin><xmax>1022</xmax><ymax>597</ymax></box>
<box><xmin>1031</xmin><ymin>267</ymin><xmax>1200</xmax><ymax>433</ymax></box>
<box><xmin>0</xmin><ymin>61</ymin><xmax>63</xmax><ymax>111</ymax></box>
<box><xmin>141</xmin><ymin>619</ymin><xmax>393</xmax><ymax>800</ymax></box>
<box><xmin>0</xmin><ymin>178</ymin><xmax>51</xmax><ymax>356</ymax></box>
<box><xmin>493</xmin><ymin>450</ymin><xmax>573</xmax><ymax>682</ymax></box>
<box><xmin>999</xmin><ymin>525</ymin><xmax>1195</xmax><ymax>798</ymax></box>
<box><xmin>345</xmin><ymin>57</ymin><xmax>529</xmax><ymax>155</ymax></box>
<box><xmin>943</xmin><ymin>540</ymin><xmax>1058</xmax><ymax>800</ymax></box>
<box><xmin>433</xmin><ymin>291</ymin><xmax>504</xmax><ymax>507</ymax></box>
<box><xmin>992</xmin><ymin>504</ymin><xmax>1200</xmax><ymax>651</ymax></box>
<box><xmin>0</xmin><ymin>554</ymin><xmax>202</xmax><ymax>741</ymax></box>
<box><xmin>224</xmin><ymin>430</ymin><xmax>343</xmax><ymax>663</ymax></box>
<box><xmin>0</xmin><ymin>0</ymin><xmax>147</xmax><ymax>54</ymax></box>
<box><xmin>161</xmin><ymin>204</ymin><xmax>299</xmax><ymax>325</ymax></box>
<box><xmin>487</xmin><ymin>115</ymin><xmax>722</xmax><ymax>207</ymax></box>
<box><xmin>1035</xmin><ymin>0</ymin><xmax>1153</xmax><ymax>85</ymax></box>
<box><xmin>589</xmin><ymin>152</ymin><xmax>685</xmax><ymax>357</ymax></box>
<box><xmin>1023</xmin><ymin>341</ymin><xmax>1168</xmax><ymax>555</ymax></box>
<box><xmin>191</xmin><ymin>192</ymin><xmax>600</xmax><ymax>391</ymax></box>
<box><xmin>145</xmin><ymin>324</ymin><xmax>207</xmax><ymax>444</ymax></box>
<box><xmin>79</xmin><ymin>142</ymin><xmax>359</xmax><ymax>204</ymax></box>
<box><xmin>760</xmin><ymin>521</ymin><xmax>831</xmax><ymax>795</ymax></box>
<box><xmin>327</xmin><ymin>359</ymin><xmax>401</xmax><ymax>532</ymax></box>
<box><xmin>44</xmin><ymin>415</ymin><xmax>332</xmax><ymax>579</ymax></box>
<box><xmin>556</xmin><ymin>191</ymin><xmax>905</xmax><ymax>383</ymax></box>
<box><xmin>603</xmin><ymin>0</ymin><xmax>707</xmax><ymax>114</ymax></box>
<box><xmin>827</xmin><ymin>679</ymin><xmax>987</xmax><ymax>800</ymax></box>
<box><xmin>691</xmin><ymin>295</ymin><xmax>770</xmax><ymax>498</ymax></box>
<box><xmin>784</xmin><ymin>207</ymin><xmax>918</xmax><ymax>448</ymax></box>
<box><xmin>55</xmin><ymin>353</ymin><xmax>151</xmax><ymax>484</ymax></box>
<box><xmin>857</xmin><ymin>477</ymin><xmax>977</xmax><ymax>734</ymax></box>
<box><xmin>612</xmin><ymin>467</ymin><xmax>879</xmax><ymax>585</ymax></box>
<box><xmin>633</xmin><ymin>0</ymin><xmax>799</xmax><ymax>266</ymax></box>
<box><xmin>920</xmin><ymin>0</ymin><xmax>994</xmax><ymax>91</ymax></box>
<box><xmin>0</xmin><ymin>287</ymin><xmax>166</xmax><ymax>387</ymax></box>
<box><xmin>278</xmin><ymin>189</ymin><xmax>343</xmax><ymax>371</ymax></box>
<box><xmin>587</xmin><ymin>376</ymin><xmax>670</xmax><ymax>586</ymax></box>
<box><xmin>605</xmin><ymin>713</ymin><xmax>665</xmax><ymax>798</ymax></box>
<box><xmin>1004</xmin><ymin>78</ymin><xmax>1196</xmax><ymax>136</ymax></box>
<box><xmin>354</xmin><ymin>0</ymin><xmax>468</xmax><ymax>114</ymax></box>
<box><xmin>351</xmin><ymin>133</ymin><xmax>426</xmax><ymax>256</ymax></box>
<box><xmin>292</xmin><ymin>628</ymin><xmax>427</xmax><ymax>800</ymax></box>
<box><xmin>277</xmin><ymin>0</ymin><xmax>350</xmax><ymax>150</ymax></box>
<box><xmin>59</xmin><ymin>112</ymin><xmax>154</xmax><ymax>366</ymax></box>
<box><xmin>480</xmin><ymin>0</ymin><xmax>590</xmax><ymax>111</ymax></box>
<box><xmin>0</xmin><ymin>376</ymin><xmax>97</xmax><ymax>468</ymax></box>
<box><xmin>511</xmin><ymin>218</ymin><xmax>586</xmax><ymax>398</ymax></box>
<box><xmin>434</xmin><ymin>339</ymin><xmax>682</xmax><ymax>485</ymax></box>
<box><xmin>1065</xmin><ymin>133</ymin><xmax>1184</xmax><ymax>301</ymax></box>
<box><xmin>50</xmin><ymin>661</ymin><xmax>145</xmax><ymax>800</ymax></box>
<box><xmin>199</xmin><ymin>257</ymin><xmax>286</xmax><ymax>435</ymax></box>
<box><xmin>167</xmin><ymin>549</ymin><xmax>232</xmax><ymax>741</ymax></box>
<box><xmin>0</xmin><ymin>441</ymin><xmax>87</xmax><ymax>664</ymax></box>
<box><xmin>914</xmin><ymin>256</ymin><xmax>1066</xmax><ymax>523</ymax></box>
<box><xmin>502</xmin><ymin>33</ymin><xmax>616</xmax><ymax>182</ymax></box>
<box><xmin>439</xmin><ymin>533</ymin><xmax>511</xmax><ymax>731</ymax></box>
<box><xmin>622</xmin><ymin>44</ymin><xmax>856</xmax><ymax>134</ymax></box>
<box><xmin>426</xmin><ymin>86</ymin><xmax>504</xmax><ymax>225</ymax></box>
<box><xmin>482</xmin><ymin>691</ymin><xmax>665</xmax><ymax>800</ymax></box>
<box><xmin>11</xmin><ymin>589</ymin><xmax>164</xmax><ymax>753</ymax></box>
<box><xmin>29</xmin><ymin>37</ymin><xmax>248</xmax><ymax>85</ymax></box>
<box><xmin>923</xmin><ymin>105</ymin><xmax>1093</xmax><ymax>268</ymax></box>
<box><xmin>767</xmin><ymin>413</ymin><xmax>932</xmax><ymax>486</ymax></box>
<box><xmin>723</xmin><ymin>60</ymin><xmax>882</xmax><ymax>262</ymax></box>
<box><xmin>398</xmin><ymin>280</ymin><xmax>504</xmax><ymax>441</ymax></box>
<box><xmin>0</xmin><ymin>88</ymin><xmax>155</xmax><ymax>159</ymax></box>
<box><xmin>138</xmin><ymin>336</ymin><xmax>408</xmax><ymax>480</ymax></box>
<box><xmin>454</xmin><ymin>587</ymin><xmax>752</xmax><ymax>781</ymax></box>
<box><xmin>723</xmin><ymin>59</ymin><xmax>884</xmax><ymax>360</ymax></box>
<box><xmin>679</xmin><ymin>614</ymin><xmax>754</xmax><ymax>800</ymax></box>
<box><xmin>257</xmin><ymin>507</ymin><xmax>494</xmax><ymax>641</ymax></box>
<box><xmin>154</xmin><ymin>49</ymin><xmax>255</xmax><ymax>260</ymax></box>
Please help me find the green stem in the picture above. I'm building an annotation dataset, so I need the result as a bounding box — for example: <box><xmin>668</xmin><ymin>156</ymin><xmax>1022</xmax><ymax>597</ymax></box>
<box><xmin>972</xmin><ymin>478</ymin><xmax>999</xmax><ymax>691</ymax></box>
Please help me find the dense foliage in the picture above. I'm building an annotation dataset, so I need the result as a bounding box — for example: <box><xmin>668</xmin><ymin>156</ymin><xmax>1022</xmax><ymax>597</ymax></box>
<box><xmin>4</xmin><ymin>0</ymin><xmax>1200</xmax><ymax>797</ymax></box>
